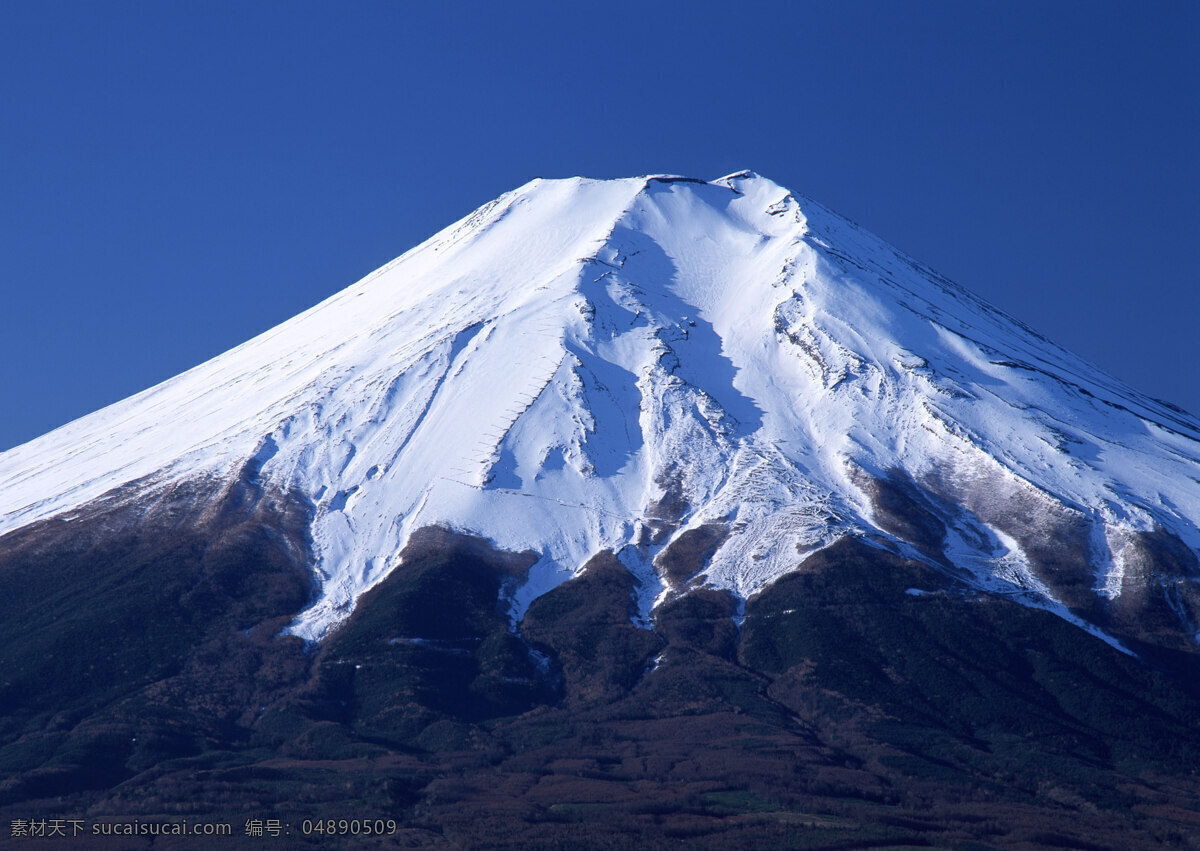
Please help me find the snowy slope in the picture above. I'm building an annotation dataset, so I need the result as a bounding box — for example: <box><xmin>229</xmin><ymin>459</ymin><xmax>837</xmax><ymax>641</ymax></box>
<box><xmin>2</xmin><ymin>171</ymin><xmax>1199</xmax><ymax>642</ymax></box>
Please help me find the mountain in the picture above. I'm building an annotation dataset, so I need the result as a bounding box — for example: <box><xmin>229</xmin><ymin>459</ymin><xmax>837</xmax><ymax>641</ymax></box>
<box><xmin>3</xmin><ymin>172</ymin><xmax>1200</xmax><ymax>848</ymax></box>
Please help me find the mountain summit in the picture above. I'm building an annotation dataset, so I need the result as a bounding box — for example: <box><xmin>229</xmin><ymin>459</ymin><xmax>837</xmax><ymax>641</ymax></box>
<box><xmin>6</xmin><ymin>173</ymin><xmax>1200</xmax><ymax>846</ymax></box>
<box><xmin>3</xmin><ymin>171</ymin><xmax>1198</xmax><ymax>649</ymax></box>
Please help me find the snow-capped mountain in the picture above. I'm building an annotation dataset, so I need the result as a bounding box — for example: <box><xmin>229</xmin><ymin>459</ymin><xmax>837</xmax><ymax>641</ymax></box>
<box><xmin>3</xmin><ymin>170</ymin><xmax>1199</xmax><ymax>649</ymax></box>
<box><xmin>9</xmin><ymin>172</ymin><xmax>1200</xmax><ymax>847</ymax></box>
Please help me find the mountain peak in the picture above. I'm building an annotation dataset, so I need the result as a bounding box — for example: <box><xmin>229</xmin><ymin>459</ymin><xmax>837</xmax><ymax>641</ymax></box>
<box><xmin>2</xmin><ymin>174</ymin><xmax>1199</xmax><ymax>648</ymax></box>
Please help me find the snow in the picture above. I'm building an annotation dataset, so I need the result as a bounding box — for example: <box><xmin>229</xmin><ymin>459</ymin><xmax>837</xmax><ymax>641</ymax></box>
<box><xmin>2</xmin><ymin>171</ymin><xmax>1200</xmax><ymax>643</ymax></box>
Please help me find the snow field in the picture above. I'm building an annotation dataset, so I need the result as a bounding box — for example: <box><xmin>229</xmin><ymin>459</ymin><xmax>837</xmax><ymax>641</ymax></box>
<box><xmin>2</xmin><ymin>172</ymin><xmax>1199</xmax><ymax>643</ymax></box>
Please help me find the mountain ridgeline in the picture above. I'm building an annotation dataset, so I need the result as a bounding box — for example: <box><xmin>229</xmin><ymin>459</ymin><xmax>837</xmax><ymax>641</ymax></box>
<box><xmin>4</xmin><ymin>173</ymin><xmax>1200</xmax><ymax>847</ymax></box>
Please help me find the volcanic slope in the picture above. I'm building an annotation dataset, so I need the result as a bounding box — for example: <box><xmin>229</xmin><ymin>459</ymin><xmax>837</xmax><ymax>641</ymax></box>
<box><xmin>6</xmin><ymin>173</ymin><xmax>1200</xmax><ymax>847</ymax></box>
<box><xmin>4</xmin><ymin>172</ymin><xmax>1200</xmax><ymax>651</ymax></box>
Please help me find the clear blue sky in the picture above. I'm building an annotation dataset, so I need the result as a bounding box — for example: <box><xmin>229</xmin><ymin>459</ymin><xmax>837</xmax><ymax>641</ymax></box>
<box><xmin>1</xmin><ymin>1</ymin><xmax>1197</xmax><ymax>451</ymax></box>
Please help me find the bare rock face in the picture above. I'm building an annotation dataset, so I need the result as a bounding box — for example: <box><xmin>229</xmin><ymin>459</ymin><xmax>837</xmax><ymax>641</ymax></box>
<box><xmin>850</xmin><ymin>463</ymin><xmax>1200</xmax><ymax>659</ymax></box>
<box><xmin>1105</xmin><ymin>527</ymin><xmax>1200</xmax><ymax>651</ymax></box>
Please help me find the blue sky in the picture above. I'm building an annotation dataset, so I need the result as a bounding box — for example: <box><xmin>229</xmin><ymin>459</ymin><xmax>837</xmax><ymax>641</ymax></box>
<box><xmin>1</xmin><ymin>1</ymin><xmax>1197</xmax><ymax>451</ymax></box>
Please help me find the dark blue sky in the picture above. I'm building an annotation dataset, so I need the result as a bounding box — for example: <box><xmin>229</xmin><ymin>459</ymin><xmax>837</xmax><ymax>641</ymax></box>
<box><xmin>2</xmin><ymin>1</ymin><xmax>1197</xmax><ymax>451</ymax></box>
